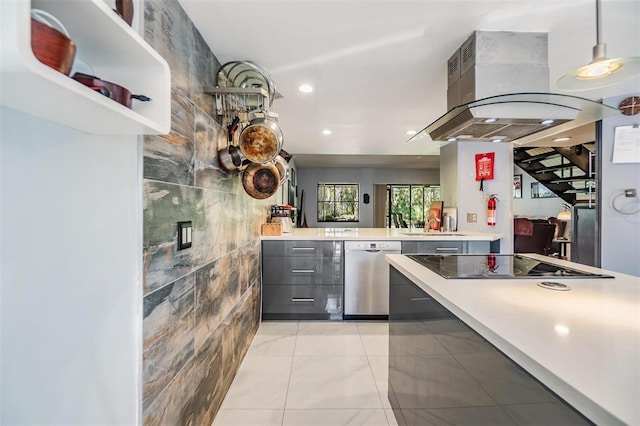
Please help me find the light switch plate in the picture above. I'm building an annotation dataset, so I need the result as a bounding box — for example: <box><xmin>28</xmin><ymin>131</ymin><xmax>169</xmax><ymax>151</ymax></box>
<box><xmin>467</xmin><ymin>213</ymin><xmax>477</xmax><ymax>223</ymax></box>
<box><xmin>177</xmin><ymin>221</ymin><xmax>192</xmax><ymax>250</ymax></box>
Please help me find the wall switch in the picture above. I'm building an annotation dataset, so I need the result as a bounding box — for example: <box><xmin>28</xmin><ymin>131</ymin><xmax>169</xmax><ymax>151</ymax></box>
<box><xmin>467</xmin><ymin>213</ymin><xmax>478</xmax><ymax>223</ymax></box>
<box><xmin>177</xmin><ymin>221</ymin><xmax>192</xmax><ymax>250</ymax></box>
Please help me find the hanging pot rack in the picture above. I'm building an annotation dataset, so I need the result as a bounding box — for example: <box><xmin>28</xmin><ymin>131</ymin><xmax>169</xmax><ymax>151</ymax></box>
<box><xmin>205</xmin><ymin>60</ymin><xmax>277</xmax><ymax>118</ymax></box>
<box><xmin>204</xmin><ymin>61</ymin><xmax>289</xmax><ymax>201</ymax></box>
<box><xmin>203</xmin><ymin>86</ymin><xmax>271</xmax><ymax>118</ymax></box>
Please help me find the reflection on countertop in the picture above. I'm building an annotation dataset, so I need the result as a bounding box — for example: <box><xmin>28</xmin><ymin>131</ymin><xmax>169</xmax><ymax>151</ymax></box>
<box><xmin>261</xmin><ymin>227</ymin><xmax>502</xmax><ymax>241</ymax></box>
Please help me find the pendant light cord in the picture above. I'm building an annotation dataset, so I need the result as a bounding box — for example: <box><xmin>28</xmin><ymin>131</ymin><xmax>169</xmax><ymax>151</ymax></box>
<box><xmin>595</xmin><ymin>0</ymin><xmax>601</xmax><ymax>45</ymax></box>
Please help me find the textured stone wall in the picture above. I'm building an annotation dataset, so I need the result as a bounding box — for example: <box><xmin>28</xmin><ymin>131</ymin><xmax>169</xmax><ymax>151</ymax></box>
<box><xmin>141</xmin><ymin>1</ymin><xmax>269</xmax><ymax>423</ymax></box>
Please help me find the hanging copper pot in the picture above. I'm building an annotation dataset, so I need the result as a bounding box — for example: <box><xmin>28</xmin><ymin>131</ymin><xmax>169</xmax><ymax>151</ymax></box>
<box><xmin>273</xmin><ymin>155</ymin><xmax>289</xmax><ymax>186</ymax></box>
<box><xmin>242</xmin><ymin>162</ymin><xmax>280</xmax><ymax>199</ymax></box>
<box><xmin>238</xmin><ymin>117</ymin><xmax>283</xmax><ymax>164</ymax></box>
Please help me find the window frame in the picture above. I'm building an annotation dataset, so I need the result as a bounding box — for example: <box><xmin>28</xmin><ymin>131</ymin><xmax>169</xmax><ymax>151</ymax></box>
<box><xmin>385</xmin><ymin>184</ymin><xmax>441</xmax><ymax>228</ymax></box>
<box><xmin>317</xmin><ymin>183</ymin><xmax>360</xmax><ymax>223</ymax></box>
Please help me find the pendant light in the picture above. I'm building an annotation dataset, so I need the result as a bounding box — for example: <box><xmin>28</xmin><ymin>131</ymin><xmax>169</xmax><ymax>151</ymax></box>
<box><xmin>557</xmin><ymin>0</ymin><xmax>640</xmax><ymax>91</ymax></box>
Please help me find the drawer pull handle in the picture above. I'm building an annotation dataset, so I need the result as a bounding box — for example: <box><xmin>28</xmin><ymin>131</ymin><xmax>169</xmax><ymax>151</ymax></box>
<box><xmin>292</xmin><ymin>298</ymin><xmax>315</xmax><ymax>302</ymax></box>
<box><xmin>291</xmin><ymin>269</ymin><xmax>315</xmax><ymax>273</ymax></box>
<box><xmin>435</xmin><ymin>247</ymin><xmax>460</xmax><ymax>252</ymax></box>
<box><xmin>410</xmin><ymin>297</ymin><xmax>431</xmax><ymax>301</ymax></box>
<box><xmin>292</xmin><ymin>247</ymin><xmax>315</xmax><ymax>251</ymax></box>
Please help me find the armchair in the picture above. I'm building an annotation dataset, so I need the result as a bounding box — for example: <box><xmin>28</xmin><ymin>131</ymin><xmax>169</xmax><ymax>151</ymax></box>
<box><xmin>514</xmin><ymin>220</ymin><xmax>556</xmax><ymax>256</ymax></box>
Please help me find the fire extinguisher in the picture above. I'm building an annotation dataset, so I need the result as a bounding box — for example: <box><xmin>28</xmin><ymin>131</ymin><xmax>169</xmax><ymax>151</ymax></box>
<box><xmin>487</xmin><ymin>254</ymin><xmax>497</xmax><ymax>272</ymax></box>
<box><xmin>487</xmin><ymin>195</ymin><xmax>498</xmax><ymax>226</ymax></box>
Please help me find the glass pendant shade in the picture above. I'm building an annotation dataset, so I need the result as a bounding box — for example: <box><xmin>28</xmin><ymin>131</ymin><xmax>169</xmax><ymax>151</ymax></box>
<box><xmin>557</xmin><ymin>46</ymin><xmax>640</xmax><ymax>91</ymax></box>
<box><xmin>556</xmin><ymin>0</ymin><xmax>640</xmax><ymax>91</ymax></box>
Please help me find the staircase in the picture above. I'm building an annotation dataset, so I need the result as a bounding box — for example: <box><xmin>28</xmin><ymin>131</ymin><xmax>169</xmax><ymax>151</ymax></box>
<box><xmin>514</xmin><ymin>143</ymin><xmax>596</xmax><ymax>205</ymax></box>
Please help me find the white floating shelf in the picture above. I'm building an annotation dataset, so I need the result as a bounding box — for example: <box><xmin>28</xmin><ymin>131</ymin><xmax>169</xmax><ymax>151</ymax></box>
<box><xmin>0</xmin><ymin>0</ymin><xmax>171</xmax><ymax>135</ymax></box>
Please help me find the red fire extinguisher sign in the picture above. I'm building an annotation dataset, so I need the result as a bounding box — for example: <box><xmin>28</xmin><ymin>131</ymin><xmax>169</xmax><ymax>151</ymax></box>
<box><xmin>475</xmin><ymin>152</ymin><xmax>495</xmax><ymax>181</ymax></box>
<box><xmin>487</xmin><ymin>195</ymin><xmax>498</xmax><ymax>226</ymax></box>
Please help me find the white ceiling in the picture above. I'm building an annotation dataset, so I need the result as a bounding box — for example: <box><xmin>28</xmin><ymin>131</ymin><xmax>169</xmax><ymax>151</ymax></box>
<box><xmin>179</xmin><ymin>0</ymin><xmax>640</xmax><ymax>168</ymax></box>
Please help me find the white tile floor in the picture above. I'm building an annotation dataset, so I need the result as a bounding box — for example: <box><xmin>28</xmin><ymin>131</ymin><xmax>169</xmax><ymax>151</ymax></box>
<box><xmin>213</xmin><ymin>321</ymin><xmax>398</xmax><ymax>426</ymax></box>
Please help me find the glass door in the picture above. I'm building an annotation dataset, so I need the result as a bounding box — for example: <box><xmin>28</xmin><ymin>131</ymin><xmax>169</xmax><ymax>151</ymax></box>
<box><xmin>386</xmin><ymin>184</ymin><xmax>441</xmax><ymax>228</ymax></box>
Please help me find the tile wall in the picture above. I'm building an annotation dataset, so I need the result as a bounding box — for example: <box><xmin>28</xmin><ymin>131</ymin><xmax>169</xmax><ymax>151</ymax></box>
<box><xmin>141</xmin><ymin>1</ymin><xmax>270</xmax><ymax>423</ymax></box>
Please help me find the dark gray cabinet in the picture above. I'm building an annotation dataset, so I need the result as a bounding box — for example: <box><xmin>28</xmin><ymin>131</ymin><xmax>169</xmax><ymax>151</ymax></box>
<box><xmin>263</xmin><ymin>240</ymin><xmax>342</xmax><ymax>257</ymax></box>
<box><xmin>262</xmin><ymin>240</ymin><xmax>343</xmax><ymax>320</ymax></box>
<box><xmin>388</xmin><ymin>266</ymin><xmax>591</xmax><ymax>426</ymax></box>
<box><xmin>401</xmin><ymin>240</ymin><xmax>493</xmax><ymax>254</ymax></box>
<box><xmin>402</xmin><ymin>240</ymin><xmax>464</xmax><ymax>254</ymax></box>
<box><xmin>262</xmin><ymin>257</ymin><xmax>343</xmax><ymax>285</ymax></box>
<box><xmin>262</xmin><ymin>285</ymin><xmax>343</xmax><ymax>317</ymax></box>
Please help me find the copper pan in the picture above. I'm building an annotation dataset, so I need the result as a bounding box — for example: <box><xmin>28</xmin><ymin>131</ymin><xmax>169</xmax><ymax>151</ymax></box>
<box><xmin>242</xmin><ymin>162</ymin><xmax>280</xmax><ymax>199</ymax></box>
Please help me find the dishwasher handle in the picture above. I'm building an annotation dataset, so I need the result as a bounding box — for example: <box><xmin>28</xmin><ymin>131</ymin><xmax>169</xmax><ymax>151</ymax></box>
<box><xmin>292</xmin><ymin>298</ymin><xmax>315</xmax><ymax>302</ymax></box>
<box><xmin>435</xmin><ymin>247</ymin><xmax>460</xmax><ymax>252</ymax></box>
<box><xmin>365</xmin><ymin>249</ymin><xmax>381</xmax><ymax>253</ymax></box>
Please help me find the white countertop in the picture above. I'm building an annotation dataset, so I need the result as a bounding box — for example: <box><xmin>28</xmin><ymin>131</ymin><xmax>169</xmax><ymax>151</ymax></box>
<box><xmin>261</xmin><ymin>227</ymin><xmax>502</xmax><ymax>241</ymax></box>
<box><xmin>386</xmin><ymin>253</ymin><xmax>640</xmax><ymax>426</ymax></box>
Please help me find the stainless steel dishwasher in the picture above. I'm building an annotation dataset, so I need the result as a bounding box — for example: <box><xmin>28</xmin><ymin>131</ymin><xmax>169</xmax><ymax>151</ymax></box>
<box><xmin>344</xmin><ymin>240</ymin><xmax>402</xmax><ymax>319</ymax></box>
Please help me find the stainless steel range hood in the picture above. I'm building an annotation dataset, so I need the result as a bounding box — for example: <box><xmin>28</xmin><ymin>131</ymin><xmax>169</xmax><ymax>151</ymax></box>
<box><xmin>410</xmin><ymin>31</ymin><xmax>619</xmax><ymax>145</ymax></box>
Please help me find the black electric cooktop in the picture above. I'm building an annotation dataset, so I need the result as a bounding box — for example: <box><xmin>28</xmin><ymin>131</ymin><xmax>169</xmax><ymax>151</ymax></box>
<box><xmin>407</xmin><ymin>254</ymin><xmax>615</xmax><ymax>279</ymax></box>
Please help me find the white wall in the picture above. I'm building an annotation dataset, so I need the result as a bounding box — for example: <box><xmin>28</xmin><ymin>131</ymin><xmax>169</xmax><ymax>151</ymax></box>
<box><xmin>297</xmin><ymin>167</ymin><xmax>439</xmax><ymax>228</ymax></box>
<box><xmin>600</xmin><ymin>93</ymin><xmax>640</xmax><ymax>277</ymax></box>
<box><xmin>440</xmin><ymin>142</ymin><xmax>514</xmax><ymax>253</ymax></box>
<box><xmin>0</xmin><ymin>108</ymin><xmax>141</xmax><ymax>425</ymax></box>
<box><xmin>512</xmin><ymin>165</ymin><xmax>564</xmax><ymax>219</ymax></box>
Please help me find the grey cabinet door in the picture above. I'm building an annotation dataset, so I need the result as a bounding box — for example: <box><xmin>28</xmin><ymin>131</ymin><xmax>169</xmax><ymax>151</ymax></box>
<box><xmin>261</xmin><ymin>240</ymin><xmax>344</xmax><ymax>319</ymax></box>
<box><xmin>262</xmin><ymin>240</ymin><xmax>343</xmax><ymax>257</ymax></box>
<box><xmin>262</xmin><ymin>285</ymin><xmax>343</xmax><ymax>320</ymax></box>
<box><xmin>263</xmin><ymin>256</ymin><xmax>343</xmax><ymax>285</ymax></box>
<box><xmin>401</xmin><ymin>241</ymin><xmax>464</xmax><ymax>254</ymax></box>
<box><xmin>388</xmin><ymin>266</ymin><xmax>591</xmax><ymax>425</ymax></box>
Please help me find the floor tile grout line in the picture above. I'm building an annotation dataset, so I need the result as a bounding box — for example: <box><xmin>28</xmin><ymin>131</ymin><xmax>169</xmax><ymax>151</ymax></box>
<box><xmin>358</xmin><ymin>323</ymin><xmax>392</xmax><ymax>425</ymax></box>
<box><xmin>281</xmin><ymin>320</ymin><xmax>299</xmax><ymax>425</ymax></box>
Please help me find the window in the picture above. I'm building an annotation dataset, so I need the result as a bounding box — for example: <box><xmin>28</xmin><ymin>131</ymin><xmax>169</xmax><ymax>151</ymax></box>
<box><xmin>317</xmin><ymin>183</ymin><xmax>359</xmax><ymax>222</ymax></box>
<box><xmin>386</xmin><ymin>184</ymin><xmax>441</xmax><ymax>228</ymax></box>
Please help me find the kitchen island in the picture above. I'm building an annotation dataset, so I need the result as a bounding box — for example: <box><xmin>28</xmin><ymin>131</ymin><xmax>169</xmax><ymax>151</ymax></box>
<box><xmin>386</xmin><ymin>253</ymin><xmax>639</xmax><ymax>426</ymax></box>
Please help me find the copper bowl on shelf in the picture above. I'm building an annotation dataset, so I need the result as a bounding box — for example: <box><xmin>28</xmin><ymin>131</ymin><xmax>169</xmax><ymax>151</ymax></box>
<box><xmin>30</xmin><ymin>17</ymin><xmax>76</xmax><ymax>75</ymax></box>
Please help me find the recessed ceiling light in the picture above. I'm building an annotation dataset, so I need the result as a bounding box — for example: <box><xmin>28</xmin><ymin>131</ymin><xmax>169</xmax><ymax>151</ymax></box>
<box><xmin>483</xmin><ymin>118</ymin><xmax>497</xmax><ymax>123</ymax></box>
<box><xmin>322</xmin><ymin>129</ymin><xmax>332</xmax><ymax>135</ymax></box>
<box><xmin>447</xmin><ymin>137</ymin><xmax>457</xmax><ymax>142</ymax></box>
<box><xmin>298</xmin><ymin>84</ymin><xmax>314</xmax><ymax>93</ymax></box>
<box><xmin>553</xmin><ymin>136</ymin><xmax>572</xmax><ymax>142</ymax></box>
<box><xmin>406</xmin><ymin>130</ymin><xmax>417</xmax><ymax>136</ymax></box>
<box><xmin>540</xmin><ymin>119</ymin><xmax>555</xmax><ymax>125</ymax></box>
<box><xmin>492</xmin><ymin>138</ymin><xmax>503</xmax><ymax>143</ymax></box>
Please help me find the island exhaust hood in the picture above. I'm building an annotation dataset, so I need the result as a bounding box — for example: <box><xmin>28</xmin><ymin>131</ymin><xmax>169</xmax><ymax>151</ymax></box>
<box><xmin>410</xmin><ymin>31</ymin><xmax>619</xmax><ymax>145</ymax></box>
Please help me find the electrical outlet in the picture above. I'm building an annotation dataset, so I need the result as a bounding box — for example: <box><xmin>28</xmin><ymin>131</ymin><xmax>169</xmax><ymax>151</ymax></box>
<box><xmin>467</xmin><ymin>213</ymin><xmax>477</xmax><ymax>223</ymax></box>
<box><xmin>177</xmin><ymin>221</ymin><xmax>192</xmax><ymax>250</ymax></box>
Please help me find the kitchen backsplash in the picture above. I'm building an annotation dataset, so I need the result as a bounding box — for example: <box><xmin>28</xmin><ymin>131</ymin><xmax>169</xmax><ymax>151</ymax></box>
<box><xmin>142</xmin><ymin>0</ymin><xmax>270</xmax><ymax>423</ymax></box>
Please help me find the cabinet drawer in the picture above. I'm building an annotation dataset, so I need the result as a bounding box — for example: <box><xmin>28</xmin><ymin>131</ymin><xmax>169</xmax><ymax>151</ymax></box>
<box><xmin>262</xmin><ymin>240</ymin><xmax>342</xmax><ymax>257</ymax></box>
<box><xmin>389</xmin><ymin>267</ymin><xmax>454</xmax><ymax>321</ymax></box>
<box><xmin>402</xmin><ymin>241</ymin><xmax>464</xmax><ymax>254</ymax></box>
<box><xmin>263</xmin><ymin>257</ymin><xmax>343</xmax><ymax>285</ymax></box>
<box><xmin>262</xmin><ymin>285</ymin><xmax>343</xmax><ymax>316</ymax></box>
